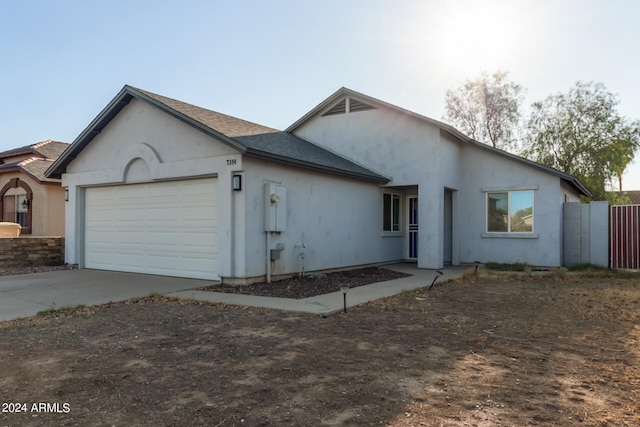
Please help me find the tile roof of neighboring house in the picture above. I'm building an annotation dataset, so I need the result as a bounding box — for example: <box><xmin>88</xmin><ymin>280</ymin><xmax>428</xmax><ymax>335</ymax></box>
<box><xmin>0</xmin><ymin>140</ymin><xmax>69</xmax><ymax>183</ymax></box>
<box><xmin>0</xmin><ymin>140</ymin><xmax>69</xmax><ymax>161</ymax></box>
<box><xmin>286</xmin><ymin>87</ymin><xmax>592</xmax><ymax>198</ymax></box>
<box><xmin>612</xmin><ymin>190</ymin><xmax>640</xmax><ymax>204</ymax></box>
<box><xmin>46</xmin><ymin>86</ymin><xmax>388</xmax><ymax>183</ymax></box>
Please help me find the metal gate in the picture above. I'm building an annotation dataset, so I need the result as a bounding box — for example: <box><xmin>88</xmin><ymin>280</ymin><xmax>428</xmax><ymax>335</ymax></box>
<box><xmin>610</xmin><ymin>205</ymin><xmax>640</xmax><ymax>269</ymax></box>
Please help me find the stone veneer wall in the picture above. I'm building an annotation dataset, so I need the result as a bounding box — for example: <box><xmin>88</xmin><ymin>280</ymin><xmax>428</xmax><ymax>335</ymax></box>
<box><xmin>0</xmin><ymin>237</ymin><xmax>64</xmax><ymax>268</ymax></box>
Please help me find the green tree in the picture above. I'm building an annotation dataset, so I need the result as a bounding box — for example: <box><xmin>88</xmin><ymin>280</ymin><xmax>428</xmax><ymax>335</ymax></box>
<box><xmin>444</xmin><ymin>71</ymin><xmax>523</xmax><ymax>150</ymax></box>
<box><xmin>521</xmin><ymin>82</ymin><xmax>640</xmax><ymax>201</ymax></box>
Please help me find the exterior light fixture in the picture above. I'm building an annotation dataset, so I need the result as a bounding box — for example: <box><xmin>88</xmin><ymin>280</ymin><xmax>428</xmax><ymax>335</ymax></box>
<box><xmin>232</xmin><ymin>174</ymin><xmax>242</xmax><ymax>191</ymax></box>
<box><xmin>22</xmin><ymin>198</ymin><xmax>30</xmax><ymax>208</ymax></box>
<box><xmin>339</xmin><ymin>283</ymin><xmax>350</xmax><ymax>313</ymax></box>
<box><xmin>64</xmin><ymin>188</ymin><xmax>69</xmax><ymax>202</ymax></box>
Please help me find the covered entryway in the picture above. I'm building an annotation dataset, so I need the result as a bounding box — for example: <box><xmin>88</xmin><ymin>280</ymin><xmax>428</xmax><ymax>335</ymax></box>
<box><xmin>84</xmin><ymin>178</ymin><xmax>218</xmax><ymax>279</ymax></box>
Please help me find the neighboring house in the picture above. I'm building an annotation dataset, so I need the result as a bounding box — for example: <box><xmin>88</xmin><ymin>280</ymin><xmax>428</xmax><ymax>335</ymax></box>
<box><xmin>611</xmin><ymin>191</ymin><xmax>640</xmax><ymax>204</ymax></box>
<box><xmin>46</xmin><ymin>86</ymin><xmax>590</xmax><ymax>282</ymax></box>
<box><xmin>0</xmin><ymin>140</ymin><xmax>68</xmax><ymax>236</ymax></box>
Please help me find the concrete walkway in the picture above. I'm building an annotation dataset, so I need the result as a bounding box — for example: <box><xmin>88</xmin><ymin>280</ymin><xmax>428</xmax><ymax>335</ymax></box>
<box><xmin>0</xmin><ymin>264</ymin><xmax>469</xmax><ymax>321</ymax></box>
<box><xmin>167</xmin><ymin>264</ymin><xmax>469</xmax><ymax>315</ymax></box>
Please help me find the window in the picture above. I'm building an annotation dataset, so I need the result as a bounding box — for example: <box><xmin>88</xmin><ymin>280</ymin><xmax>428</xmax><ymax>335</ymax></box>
<box><xmin>0</xmin><ymin>178</ymin><xmax>32</xmax><ymax>234</ymax></box>
<box><xmin>383</xmin><ymin>193</ymin><xmax>401</xmax><ymax>232</ymax></box>
<box><xmin>487</xmin><ymin>191</ymin><xmax>533</xmax><ymax>233</ymax></box>
<box><xmin>3</xmin><ymin>193</ymin><xmax>28</xmax><ymax>227</ymax></box>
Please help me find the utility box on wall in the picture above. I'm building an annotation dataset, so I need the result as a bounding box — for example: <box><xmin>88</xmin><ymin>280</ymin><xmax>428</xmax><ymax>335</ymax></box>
<box><xmin>265</xmin><ymin>183</ymin><xmax>286</xmax><ymax>232</ymax></box>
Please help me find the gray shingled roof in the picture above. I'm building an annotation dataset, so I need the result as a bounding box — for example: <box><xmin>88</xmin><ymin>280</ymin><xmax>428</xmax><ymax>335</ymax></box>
<box><xmin>235</xmin><ymin>132</ymin><xmax>387</xmax><ymax>181</ymax></box>
<box><xmin>133</xmin><ymin>88</ymin><xmax>279</xmax><ymax>138</ymax></box>
<box><xmin>46</xmin><ymin>86</ymin><xmax>388</xmax><ymax>183</ymax></box>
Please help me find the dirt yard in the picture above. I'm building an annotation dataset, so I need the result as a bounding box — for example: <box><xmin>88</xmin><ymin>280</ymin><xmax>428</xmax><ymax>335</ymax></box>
<box><xmin>1</xmin><ymin>269</ymin><xmax>639</xmax><ymax>426</ymax></box>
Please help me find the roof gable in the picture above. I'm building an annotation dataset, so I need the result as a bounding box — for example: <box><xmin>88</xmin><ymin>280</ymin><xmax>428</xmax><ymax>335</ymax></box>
<box><xmin>45</xmin><ymin>86</ymin><xmax>387</xmax><ymax>183</ymax></box>
<box><xmin>320</xmin><ymin>96</ymin><xmax>376</xmax><ymax>117</ymax></box>
<box><xmin>286</xmin><ymin>87</ymin><xmax>591</xmax><ymax>197</ymax></box>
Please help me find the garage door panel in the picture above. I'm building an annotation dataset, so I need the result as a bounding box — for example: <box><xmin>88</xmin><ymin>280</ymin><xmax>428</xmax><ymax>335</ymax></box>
<box><xmin>146</xmin><ymin>230</ymin><xmax>180</xmax><ymax>246</ymax></box>
<box><xmin>116</xmin><ymin>207</ymin><xmax>145</xmax><ymax>221</ymax></box>
<box><xmin>180</xmin><ymin>231</ymin><xmax>217</xmax><ymax>246</ymax></box>
<box><xmin>90</xmin><ymin>211</ymin><xmax>116</xmax><ymax>223</ymax></box>
<box><xmin>85</xmin><ymin>251</ymin><xmax>116</xmax><ymax>268</ymax></box>
<box><xmin>115</xmin><ymin>231</ymin><xmax>148</xmax><ymax>246</ymax></box>
<box><xmin>85</xmin><ymin>178</ymin><xmax>218</xmax><ymax>280</ymax></box>
<box><xmin>88</xmin><ymin>231</ymin><xmax>117</xmax><ymax>245</ymax></box>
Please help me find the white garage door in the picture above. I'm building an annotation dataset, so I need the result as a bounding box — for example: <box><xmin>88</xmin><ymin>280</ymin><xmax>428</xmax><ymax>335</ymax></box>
<box><xmin>85</xmin><ymin>178</ymin><xmax>218</xmax><ymax>279</ymax></box>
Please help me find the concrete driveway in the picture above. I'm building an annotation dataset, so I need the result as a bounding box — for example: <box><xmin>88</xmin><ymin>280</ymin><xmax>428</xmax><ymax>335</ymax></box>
<box><xmin>0</xmin><ymin>269</ymin><xmax>216</xmax><ymax>321</ymax></box>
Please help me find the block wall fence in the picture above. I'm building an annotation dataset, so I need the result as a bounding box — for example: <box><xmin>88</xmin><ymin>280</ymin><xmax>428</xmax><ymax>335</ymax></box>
<box><xmin>0</xmin><ymin>237</ymin><xmax>64</xmax><ymax>268</ymax></box>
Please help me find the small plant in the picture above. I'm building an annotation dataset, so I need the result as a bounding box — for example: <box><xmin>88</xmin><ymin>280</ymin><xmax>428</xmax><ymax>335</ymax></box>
<box><xmin>553</xmin><ymin>266</ymin><xmax>568</xmax><ymax>279</ymax></box>
<box><xmin>37</xmin><ymin>304</ymin><xmax>86</xmax><ymax>317</ymax></box>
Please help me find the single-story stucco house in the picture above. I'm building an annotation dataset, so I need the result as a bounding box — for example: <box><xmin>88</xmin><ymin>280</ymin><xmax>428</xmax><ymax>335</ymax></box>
<box><xmin>0</xmin><ymin>140</ymin><xmax>68</xmax><ymax>236</ymax></box>
<box><xmin>45</xmin><ymin>86</ymin><xmax>590</xmax><ymax>282</ymax></box>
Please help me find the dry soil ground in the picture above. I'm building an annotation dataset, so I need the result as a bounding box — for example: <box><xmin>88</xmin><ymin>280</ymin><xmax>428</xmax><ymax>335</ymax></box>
<box><xmin>1</xmin><ymin>268</ymin><xmax>639</xmax><ymax>426</ymax></box>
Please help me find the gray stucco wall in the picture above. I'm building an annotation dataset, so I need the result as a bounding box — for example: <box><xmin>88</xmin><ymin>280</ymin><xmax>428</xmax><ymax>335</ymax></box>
<box><xmin>457</xmin><ymin>145</ymin><xmax>574</xmax><ymax>266</ymax></box>
<box><xmin>295</xmin><ymin>105</ymin><xmax>583</xmax><ymax>268</ymax></box>
<box><xmin>240</xmin><ymin>158</ymin><xmax>404</xmax><ymax>280</ymax></box>
<box><xmin>294</xmin><ymin>107</ymin><xmax>462</xmax><ymax>269</ymax></box>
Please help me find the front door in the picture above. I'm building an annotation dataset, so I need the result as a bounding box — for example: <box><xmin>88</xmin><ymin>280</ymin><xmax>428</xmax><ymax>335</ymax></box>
<box><xmin>408</xmin><ymin>196</ymin><xmax>418</xmax><ymax>259</ymax></box>
<box><xmin>444</xmin><ymin>189</ymin><xmax>453</xmax><ymax>265</ymax></box>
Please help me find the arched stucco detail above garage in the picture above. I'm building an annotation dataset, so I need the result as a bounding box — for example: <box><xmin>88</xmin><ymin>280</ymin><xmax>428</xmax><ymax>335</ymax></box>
<box><xmin>121</xmin><ymin>143</ymin><xmax>162</xmax><ymax>183</ymax></box>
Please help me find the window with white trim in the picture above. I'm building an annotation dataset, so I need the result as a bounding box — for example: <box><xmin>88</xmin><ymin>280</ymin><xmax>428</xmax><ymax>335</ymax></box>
<box><xmin>487</xmin><ymin>190</ymin><xmax>533</xmax><ymax>233</ymax></box>
<box><xmin>383</xmin><ymin>193</ymin><xmax>401</xmax><ymax>232</ymax></box>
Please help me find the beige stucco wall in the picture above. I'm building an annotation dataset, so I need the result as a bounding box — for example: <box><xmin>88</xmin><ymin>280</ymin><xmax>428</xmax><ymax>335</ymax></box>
<box><xmin>0</xmin><ymin>172</ymin><xmax>65</xmax><ymax>236</ymax></box>
<box><xmin>45</xmin><ymin>185</ymin><xmax>65</xmax><ymax>236</ymax></box>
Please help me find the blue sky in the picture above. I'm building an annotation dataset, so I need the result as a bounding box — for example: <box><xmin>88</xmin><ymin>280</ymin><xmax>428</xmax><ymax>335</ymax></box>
<box><xmin>2</xmin><ymin>0</ymin><xmax>640</xmax><ymax>188</ymax></box>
